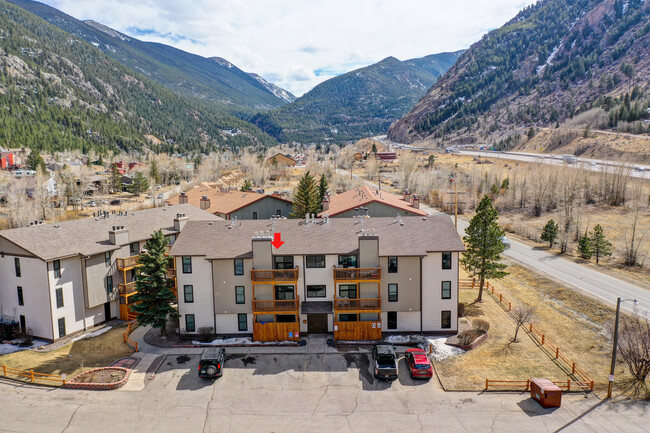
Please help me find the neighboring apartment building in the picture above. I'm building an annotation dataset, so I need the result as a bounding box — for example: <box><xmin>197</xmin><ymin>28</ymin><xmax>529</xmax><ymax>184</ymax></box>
<box><xmin>319</xmin><ymin>185</ymin><xmax>428</xmax><ymax>218</ymax></box>
<box><xmin>167</xmin><ymin>185</ymin><xmax>293</xmax><ymax>220</ymax></box>
<box><xmin>0</xmin><ymin>204</ymin><xmax>219</xmax><ymax>341</ymax></box>
<box><xmin>170</xmin><ymin>215</ymin><xmax>464</xmax><ymax>342</ymax></box>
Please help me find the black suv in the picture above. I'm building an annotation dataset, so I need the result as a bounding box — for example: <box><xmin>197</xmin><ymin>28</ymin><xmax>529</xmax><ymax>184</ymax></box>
<box><xmin>198</xmin><ymin>348</ymin><xmax>226</xmax><ymax>379</ymax></box>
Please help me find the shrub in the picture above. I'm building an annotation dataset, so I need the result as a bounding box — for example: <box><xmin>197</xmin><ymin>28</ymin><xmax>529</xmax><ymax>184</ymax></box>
<box><xmin>458</xmin><ymin>302</ymin><xmax>466</xmax><ymax>317</ymax></box>
<box><xmin>197</xmin><ymin>327</ymin><xmax>216</xmax><ymax>343</ymax></box>
<box><xmin>473</xmin><ymin>319</ymin><xmax>490</xmax><ymax>335</ymax></box>
<box><xmin>457</xmin><ymin>330</ymin><xmax>478</xmax><ymax>346</ymax></box>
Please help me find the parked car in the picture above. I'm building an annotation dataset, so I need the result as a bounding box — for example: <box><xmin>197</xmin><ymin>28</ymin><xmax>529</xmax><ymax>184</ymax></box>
<box><xmin>198</xmin><ymin>348</ymin><xmax>226</xmax><ymax>379</ymax></box>
<box><xmin>501</xmin><ymin>236</ymin><xmax>511</xmax><ymax>250</ymax></box>
<box><xmin>634</xmin><ymin>166</ymin><xmax>645</xmax><ymax>172</ymax></box>
<box><xmin>404</xmin><ymin>348</ymin><xmax>433</xmax><ymax>380</ymax></box>
<box><xmin>86</xmin><ymin>201</ymin><xmax>97</xmax><ymax>207</ymax></box>
<box><xmin>372</xmin><ymin>343</ymin><xmax>398</xmax><ymax>381</ymax></box>
<box><xmin>110</xmin><ymin>199</ymin><xmax>122</xmax><ymax>205</ymax></box>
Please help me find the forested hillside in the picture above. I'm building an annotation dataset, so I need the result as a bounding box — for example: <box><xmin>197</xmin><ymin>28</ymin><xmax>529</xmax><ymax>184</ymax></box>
<box><xmin>0</xmin><ymin>1</ymin><xmax>276</xmax><ymax>154</ymax></box>
<box><xmin>251</xmin><ymin>52</ymin><xmax>463</xmax><ymax>143</ymax></box>
<box><xmin>388</xmin><ymin>0</ymin><xmax>650</xmax><ymax>144</ymax></box>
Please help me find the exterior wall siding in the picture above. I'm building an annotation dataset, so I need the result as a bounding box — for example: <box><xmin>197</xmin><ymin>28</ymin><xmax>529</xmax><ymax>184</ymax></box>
<box><xmin>380</xmin><ymin>311</ymin><xmax>420</xmax><ymax>332</ymax></box>
<box><xmin>380</xmin><ymin>256</ymin><xmax>420</xmax><ymax>311</ymax></box>
<box><xmin>230</xmin><ymin>196</ymin><xmax>292</xmax><ymax>220</ymax></box>
<box><xmin>421</xmin><ymin>252</ymin><xmax>458</xmax><ymax>333</ymax></box>
<box><xmin>48</xmin><ymin>256</ymin><xmax>85</xmax><ymax>339</ymax></box>
<box><xmin>332</xmin><ymin>201</ymin><xmax>422</xmax><ymax>218</ymax></box>
<box><xmin>176</xmin><ymin>256</ymin><xmax>215</xmax><ymax>333</ymax></box>
<box><xmin>212</xmin><ymin>259</ymin><xmax>253</xmax><ymax>313</ymax></box>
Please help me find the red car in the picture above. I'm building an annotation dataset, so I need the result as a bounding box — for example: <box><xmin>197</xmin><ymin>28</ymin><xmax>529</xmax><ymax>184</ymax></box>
<box><xmin>404</xmin><ymin>348</ymin><xmax>433</xmax><ymax>379</ymax></box>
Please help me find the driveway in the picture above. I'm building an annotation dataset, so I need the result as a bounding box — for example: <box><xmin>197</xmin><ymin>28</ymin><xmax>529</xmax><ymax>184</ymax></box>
<box><xmin>1</xmin><ymin>352</ymin><xmax>649</xmax><ymax>433</ymax></box>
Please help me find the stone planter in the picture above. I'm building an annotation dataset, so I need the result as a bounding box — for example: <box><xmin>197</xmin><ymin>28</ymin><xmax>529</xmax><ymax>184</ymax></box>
<box><xmin>64</xmin><ymin>367</ymin><xmax>130</xmax><ymax>390</ymax></box>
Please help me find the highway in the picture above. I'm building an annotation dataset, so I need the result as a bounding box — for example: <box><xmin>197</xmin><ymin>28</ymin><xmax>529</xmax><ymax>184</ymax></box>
<box><xmin>337</xmin><ymin>168</ymin><xmax>649</xmax><ymax>316</ymax></box>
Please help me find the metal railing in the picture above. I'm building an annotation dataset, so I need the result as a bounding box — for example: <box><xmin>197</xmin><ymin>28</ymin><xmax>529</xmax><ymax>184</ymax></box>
<box><xmin>334</xmin><ymin>297</ymin><xmax>381</xmax><ymax>311</ymax></box>
<box><xmin>252</xmin><ymin>296</ymin><xmax>300</xmax><ymax>313</ymax></box>
<box><xmin>333</xmin><ymin>267</ymin><xmax>381</xmax><ymax>281</ymax></box>
<box><xmin>251</xmin><ymin>267</ymin><xmax>299</xmax><ymax>282</ymax></box>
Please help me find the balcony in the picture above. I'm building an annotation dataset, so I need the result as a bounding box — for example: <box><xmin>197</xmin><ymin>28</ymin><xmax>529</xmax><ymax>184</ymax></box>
<box><xmin>333</xmin><ymin>267</ymin><xmax>381</xmax><ymax>282</ymax></box>
<box><xmin>251</xmin><ymin>267</ymin><xmax>299</xmax><ymax>284</ymax></box>
<box><xmin>252</xmin><ymin>296</ymin><xmax>300</xmax><ymax>314</ymax></box>
<box><xmin>117</xmin><ymin>255</ymin><xmax>140</xmax><ymax>270</ymax></box>
<box><xmin>334</xmin><ymin>297</ymin><xmax>381</xmax><ymax>312</ymax></box>
<box><xmin>118</xmin><ymin>281</ymin><xmax>137</xmax><ymax>296</ymax></box>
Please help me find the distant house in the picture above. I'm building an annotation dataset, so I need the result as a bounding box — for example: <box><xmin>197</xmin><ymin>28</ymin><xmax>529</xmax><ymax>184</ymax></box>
<box><xmin>266</xmin><ymin>153</ymin><xmax>297</xmax><ymax>167</ymax></box>
<box><xmin>376</xmin><ymin>152</ymin><xmax>397</xmax><ymax>161</ymax></box>
<box><xmin>0</xmin><ymin>151</ymin><xmax>14</xmax><ymax>170</ymax></box>
<box><xmin>319</xmin><ymin>185</ymin><xmax>427</xmax><ymax>218</ymax></box>
<box><xmin>167</xmin><ymin>186</ymin><xmax>293</xmax><ymax>220</ymax></box>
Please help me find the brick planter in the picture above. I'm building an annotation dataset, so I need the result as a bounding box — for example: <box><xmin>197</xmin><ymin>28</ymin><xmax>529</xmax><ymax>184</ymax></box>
<box><xmin>447</xmin><ymin>333</ymin><xmax>489</xmax><ymax>351</ymax></box>
<box><xmin>64</xmin><ymin>367</ymin><xmax>131</xmax><ymax>390</ymax></box>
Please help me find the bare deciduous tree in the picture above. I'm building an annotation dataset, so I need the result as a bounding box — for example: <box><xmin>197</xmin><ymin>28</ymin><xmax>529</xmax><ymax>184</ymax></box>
<box><xmin>616</xmin><ymin>311</ymin><xmax>650</xmax><ymax>397</ymax></box>
<box><xmin>624</xmin><ymin>207</ymin><xmax>648</xmax><ymax>267</ymax></box>
<box><xmin>397</xmin><ymin>152</ymin><xmax>418</xmax><ymax>192</ymax></box>
<box><xmin>512</xmin><ymin>304</ymin><xmax>536</xmax><ymax>342</ymax></box>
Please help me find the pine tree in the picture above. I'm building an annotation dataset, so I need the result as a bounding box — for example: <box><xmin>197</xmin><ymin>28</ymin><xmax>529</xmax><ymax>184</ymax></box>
<box><xmin>110</xmin><ymin>165</ymin><xmax>122</xmax><ymax>192</ymax></box>
<box><xmin>131</xmin><ymin>230</ymin><xmax>178</xmax><ymax>336</ymax></box>
<box><xmin>371</xmin><ymin>143</ymin><xmax>377</xmax><ymax>154</ymax></box>
<box><xmin>578</xmin><ymin>233</ymin><xmax>593</xmax><ymax>259</ymax></box>
<box><xmin>240</xmin><ymin>179</ymin><xmax>253</xmax><ymax>192</ymax></box>
<box><xmin>318</xmin><ymin>174</ymin><xmax>328</xmax><ymax>210</ymax></box>
<box><xmin>541</xmin><ymin>219</ymin><xmax>559</xmax><ymax>248</ymax></box>
<box><xmin>290</xmin><ymin>170</ymin><xmax>319</xmax><ymax>218</ymax></box>
<box><xmin>26</xmin><ymin>149</ymin><xmax>46</xmax><ymax>173</ymax></box>
<box><xmin>149</xmin><ymin>159</ymin><xmax>161</xmax><ymax>184</ymax></box>
<box><xmin>460</xmin><ymin>195</ymin><xmax>508</xmax><ymax>302</ymax></box>
<box><xmin>129</xmin><ymin>172</ymin><xmax>149</xmax><ymax>196</ymax></box>
<box><xmin>590</xmin><ymin>224</ymin><xmax>612</xmax><ymax>264</ymax></box>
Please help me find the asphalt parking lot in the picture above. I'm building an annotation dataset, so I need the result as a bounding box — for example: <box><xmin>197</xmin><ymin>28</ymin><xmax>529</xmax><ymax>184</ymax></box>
<box><xmin>1</xmin><ymin>352</ymin><xmax>649</xmax><ymax>433</ymax></box>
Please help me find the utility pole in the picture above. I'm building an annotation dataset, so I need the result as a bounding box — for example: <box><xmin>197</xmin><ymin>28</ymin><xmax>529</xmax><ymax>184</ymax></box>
<box><xmin>449</xmin><ymin>175</ymin><xmax>458</xmax><ymax>228</ymax></box>
<box><xmin>607</xmin><ymin>297</ymin><xmax>638</xmax><ymax>398</ymax></box>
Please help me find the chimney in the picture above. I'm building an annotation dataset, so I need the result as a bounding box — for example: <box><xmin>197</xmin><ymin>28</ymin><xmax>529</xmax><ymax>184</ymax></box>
<box><xmin>322</xmin><ymin>195</ymin><xmax>329</xmax><ymax>211</ymax></box>
<box><xmin>412</xmin><ymin>194</ymin><xmax>420</xmax><ymax>209</ymax></box>
<box><xmin>109</xmin><ymin>225</ymin><xmax>129</xmax><ymax>245</ymax></box>
<box><xmin>174</xmin><ymin>213</ymin><xmax>189</xmax><ymax>231</ymax></box>
<box><xmin>403</xmin><ymin>189</ymin><xmax>410</xmax><ymax>202</ymax></box>
<box><xmin>200</xmin><ymin>195</ymin><xmax>210</xmax><ymax>210</ymax></box>
<box><xmin>178</xmin><ymin>192</ymin><xmax>188</xmax><ymax>205</ymax></box>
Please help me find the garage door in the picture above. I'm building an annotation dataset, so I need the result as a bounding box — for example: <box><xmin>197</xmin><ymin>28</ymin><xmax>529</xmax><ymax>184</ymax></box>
<box><xmin>307</xmin><ymin>314</ymin><xmax>328</xmax><ymax>334</ymax></box>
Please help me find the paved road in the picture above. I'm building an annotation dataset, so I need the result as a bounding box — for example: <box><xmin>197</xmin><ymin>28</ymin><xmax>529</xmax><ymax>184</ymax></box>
<box><xmin>1</xmin><ymin>351</ymin><xmax>648</xmax><ymax>433</ymax></box>
<box><xmin>337</xmin><ymin>169</ymin><xmax>649</xmax><ymax>316</ymax></box>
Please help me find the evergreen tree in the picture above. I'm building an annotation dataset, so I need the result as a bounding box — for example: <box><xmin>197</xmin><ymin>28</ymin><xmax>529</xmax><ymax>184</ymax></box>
<box><xmin>541</xmin><ymin>219</ymin><xmax>559</xmax><ymax>248</ymax></box>
<box><xmin>428</xmin><ymin>154</ymin><xmax>435</xmax><ymax>167</ymax></box>
<box><xmin>318</xmin><ymin>174</ymin><xmax>329</xmax><ymax>210</ymax></box>
<box><xmin>129</xmin><ymin>172</ymin><xmax>149</xmax><ymax>196</ymax></box>
<box><xmin>590</xmin><ymin>224</ymin><xmax>612</xmax><ymax>264</ymax></box>
<box><xmin>110</xmin><ymin>165</ymin><xmax>122</xmax><ymax>192</ymax></box>
<box><xmin>371</xmin><ymin>143</ymin><xmax>377</xmax><ymax>154</ymax></box>
<box><xmin>240</xmin><ymin>179</ymin><xmax>253</xmax><ymax>192</ymax></box>
<box><xmin>149</xmin><ymin>159</ymin><xmax>161</xmax><ymax>185</ymax></box>
<box><xmin>98</xmin><ymin>154</ymin><xmax>104</xmax><ymax>167</ymax></box>
<box><xmin>290</xmin><ymin>170</ymin><xmax>319</xmax><ymax>218</ymax></box>
<box><xmin>578</xmin><ymin>234</ymin><xmax>593</xmax><ymax>259</ymax></box>
<box><xmin>26</xmin><ymin>149</ymin><xmax>46</xmax><ymax>173</ymax></box>
<box><xmin>131</xmin><ymin>230</ymin><xmax>178</xmax><ymax>336</ymax></box>
<box><xmin>460</xmin><ymin>195</ymin><xmax>508</xmax><ymax>302</ymax></box>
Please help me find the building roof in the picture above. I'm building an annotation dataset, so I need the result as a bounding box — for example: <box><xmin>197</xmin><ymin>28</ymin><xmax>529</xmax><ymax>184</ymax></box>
<box><xmin>320</xmin><ymin>185</ymin><xmax>428</xmax><ymax>217</ymax></box>
<box><xmin>266</xmin><ymin>153</ymin><xmax>296</xmax><ymax>166</ymax></box>
<box><xmin>167</xmin><ymin>186</ymin><xmax>292</xmax><ymax>215</ymax></box>
<box><xmin>0</xmin><ymin>204</ymin><xmax>220</xmax><ymax>261</ymax></box>
<box><xmin>170</xmin><ymin>215</ymin><xmax>464</xmax><ymax>259</ymax></box>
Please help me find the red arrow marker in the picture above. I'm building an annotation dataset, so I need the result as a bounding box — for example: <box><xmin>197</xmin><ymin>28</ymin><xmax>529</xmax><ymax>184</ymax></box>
<box><xmin>270</xmin><ymin>232</ymin><xmax>284</xmax><ymax>249</ymax></box>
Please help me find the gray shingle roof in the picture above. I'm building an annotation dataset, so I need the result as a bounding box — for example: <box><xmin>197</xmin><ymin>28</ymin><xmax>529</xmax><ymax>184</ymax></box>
<box><xmin>170</xmin><ymin>215</ymin><xmax>464</xmax><ymax>259</ymax></box>
<box><xmin>0</xmin><ymin>204</ymin><xmax>220</xmax><ymax>261</ymax></box>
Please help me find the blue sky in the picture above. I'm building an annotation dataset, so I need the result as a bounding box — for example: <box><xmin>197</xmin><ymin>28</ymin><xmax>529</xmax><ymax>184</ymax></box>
<box><xmin>42</xmin><ymin>0</ymin><xmax>536</xmax><ymax>96</ymax></box>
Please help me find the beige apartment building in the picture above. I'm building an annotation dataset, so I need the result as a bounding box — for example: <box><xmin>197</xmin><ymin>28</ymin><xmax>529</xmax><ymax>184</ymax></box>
<box><xmin>170</xmin><ymin>215</ymin><xmax>464</xmax><ymax>341</ymax></box>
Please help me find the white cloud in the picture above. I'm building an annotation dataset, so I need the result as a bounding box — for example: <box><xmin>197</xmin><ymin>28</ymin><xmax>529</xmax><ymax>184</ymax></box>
<box><xmin>42</xmin><ymin>0</ymin><xmax>536</xmax><ymax>96</ymax></box>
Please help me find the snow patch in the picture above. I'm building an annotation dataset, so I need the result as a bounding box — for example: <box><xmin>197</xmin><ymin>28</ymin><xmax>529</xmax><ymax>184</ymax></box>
<box><xmin>70</xmin><ymin>326</ymin><xmax>112</xmax><ymax>343</ymax></box>
<box><xmin>192</xmin><ymin>337</ymin><xmax>295</xmax><ymax>346</ymax></box>
<box><xmin>0</xmin><ymin>340</ymin><xmax>48</xmax><ymax>355</ymax></box>
<box><xmin>424</xmin><ymin>337</ymin><xmax>465</xmax><ymax>362</ymax></box>
<box><xmin>385</xmin><ymin>335</ymin><xmax>411</xmax><ymax>344</ymax></box>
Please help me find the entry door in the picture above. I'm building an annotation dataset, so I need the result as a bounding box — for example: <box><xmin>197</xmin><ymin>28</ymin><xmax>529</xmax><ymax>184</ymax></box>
<box><xmin>307</xmin><ymin>314</ymin><xmax>328</xmax><ymax>334</ymax></box>
<box><xmin>104</xmin><ymin>302</ymin><xmax>112</xmax><ymax>321</ymax></box>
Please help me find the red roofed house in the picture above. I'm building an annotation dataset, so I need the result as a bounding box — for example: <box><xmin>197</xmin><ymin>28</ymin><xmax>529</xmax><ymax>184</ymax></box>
<box><xmin>320</xmin><ymin>185</ymin><xmax>428</xmax><ymax>218</ymax></box>
<box><xmin>0</xmin><ymin>151</ymin><xmax>15</xmax><ymax>170</ymax></box>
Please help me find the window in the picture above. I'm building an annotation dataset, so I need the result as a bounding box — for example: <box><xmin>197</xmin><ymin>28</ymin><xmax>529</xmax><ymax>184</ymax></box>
<box><xmin>387</xmin><ymin>311</ymin><xmax>397</xmax><ymax>330</ymax></box>
<box><xmin>184</xmin><ymin>285</ymin><xmax>194</xmax><ymax>303</ymax></box>
<box><xmin>442</xmin><ymin>252</ymin><xmax>452</xmax><ymax>270</ymax></box>
<box><xmin>338</xmin><ymin>284</ymin><xmax>357</xmax><ymax>299</ymax></box>
<box><xmin>17</xmin><ymin>287</ymin><xmax>24</xmax><ymax>306</ymax></box>
<box><xmin>338</xmin><ymin>255</ymin><xmax>358</xmax><ymax>268</ymax></box>
<box><xmin>58</xmin><ymin>317</ymin><xmax>66</xmax><ymax>338</ymax></box>
<box><xmin>388</xmin><ymin>284</ymin><xmax>398</xmax><ymax>302</ymax></box>
<box><xmin>14</xmin><ymin>258</ymin><xmax>21</xmax><ymax>277</ymax></box>
<box><xmin>306</xmin><ymin>255</ymin><xmax>325</xmax><ymax>268</ymax></box>
<box><xmin>339</xmin><ymin>314</ymin><xmax>358</xmax><ymax>322</ymax></box>
<box><xmin>307</xmin><ymin>285</ymin><xmax>326</xmax><ymax>298</ymax></box>
<box><xmin>388</xmin><ymin>257</ymin><xmax>398</xmax><ymax>273</ymax></box>
<box><xmin>441</xmin><ymin>281</ymin><xmax>451</xmax><ymax>299</ymax></box>
<box><xmin>235</xmin><ymin>286</ymin><xmax>245</xmax><ymax>304</ymax></box>
<box><xmin>276</xmin><ymin>209</ymin><xmax>281</xmax><ymax>216</ymax></box>
<box><xmin>130</xmin><ymin>242</ymin><xmax>140</xmax><ymax>255</ymax></box>
<box><xmin>238</xmin><ymin>313</ymin><xmax>248</xmax><ymax>331</ymax></box>
<box><xmin>441</xmin><ymin>311</ymin><xmax>452</xmax><ymax>329</ymax></box>
<box><xmin>234</xmin><ymin>258</ymin><xmax>244</xmax><ymax>275</ymax></box>
<box><xmin>53</xmin><ymin>260</ymin><xmax>61</xmax><ymax>278</ymax></box>
<box><xmin>252</xmin><ymin>211</ymin><xmax>258</xmax><ymax>220</ymax></box>
<box><xmin>106</xmin><ymin>276</ymin><xmax>113</xmax><ymax>294</ymax></box>
<box><xmin>55</xmin><ymin>288</ymin><xmax>64</xmax><ymax>308</ymax></box>
<box><xmin>275</xmin><ymin>285</ymin><xmax>295</xmax><ymax>300</ymax></box>
<box><xmin>185</xmin><ymin>314</ymin><xmax>195</xmax><ymax>332</ymax></box>
<box><xmin>104</xmin><ymin>252</ymin><xmax>111</xmax><ymax>266</ymax></box>
<box><xmin>182</xmin><ymin>256</ymin><xmax>192</xmax><ymax>273</ymax></box>
<box><xmin>273</xmin><ymin>255</ymin><xmax>294</xmax><ymax>270</ymax></box>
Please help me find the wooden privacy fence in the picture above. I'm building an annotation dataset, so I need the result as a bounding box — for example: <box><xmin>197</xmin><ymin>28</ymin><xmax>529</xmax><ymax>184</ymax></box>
<box><xmin>485</xmin><ymin>378</ymin><xmax>594</xmax><ymax>392</ymax></box>
<box><xmin>1</xmin><ymin>364</ymin><xmax>65</xmax><ymax>386</ymax></box>
<box><xmin>480</xmin><ymin>280</ymin><xmax>594</xmax><ymax>391</ymax></box>
<box><xmin>123</xmin><ymin>320</ymin><xmax>139</xmax><ymax>352</ymax></box>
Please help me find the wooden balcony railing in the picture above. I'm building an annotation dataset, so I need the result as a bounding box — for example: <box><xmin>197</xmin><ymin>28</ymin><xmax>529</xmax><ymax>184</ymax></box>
<box><xmin>251</xmin><ymin>267</ymin><xmax>299</xmax><ymax>283</ymax></box>
<box><xmin>166</xmin><ymin>268</ymin><xmax>176</xmax><ymax>279</ymax></box>
<box><xmin>118</xmin><ymin>281</ymin><xmax>137</xmax><ymax>296</ymax></box>
<box><xmin>333</xmin><ymin>267</ymin><xmax>381</xmax><ymax>281</ymax></box>
<box><xmin>252</xmin><ymin>296</ymin><xmax>300</xmax><ymax>313</ymax></box>
<box><xmin>117</xmin><ymin>255</ymin><xmax>140</xmax><ymax>270</ymax></box>
<box><xmin>334</xmin><ymin>297</ymin><xmax>381</xmax><ymax>311</ymax></box>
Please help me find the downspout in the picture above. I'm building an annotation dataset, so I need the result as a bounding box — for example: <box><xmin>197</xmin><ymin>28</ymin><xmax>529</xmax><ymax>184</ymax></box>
<box><xmin>456</xmin><ymin>252</ymin><xmax>460</xmax><ymax>333</ymax></box>
<box><xmin>210</xmin><ymin>259</ymin><xmax>217</xmax><ymax>332</ymax></box>
<box><xmin>419</xmin><ymin>256</ymin><xmax>423</xmax><ymax>333</ymax></box>
<box><xmin>45</xmin><ymin>261</ymin><xmax>55</xmax><ymax>341</ymax></box>
<box><xmin>80</xmin><ymin>256</ymin><xmax>88</xmax><ymax>331</ymax></box>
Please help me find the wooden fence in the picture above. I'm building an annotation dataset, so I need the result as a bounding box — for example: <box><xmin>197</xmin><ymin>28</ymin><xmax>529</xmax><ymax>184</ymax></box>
<box><xmin>123</xmin><ymin>320</ymin><xmax>139</xmax><ymax>352</ymax></box>
<box><xmin>253</xmin><ymin>321</ymin><xmax>300</xmax><ymax>342</ymax></box>
<box><xmin>485</xmin><ymin>378</ymin><xmax>594</xmax><ymax>392</ymax></box>
<box><xmin>1</xmin><ymin>364</ymin><xmax>65</xmax><ymax>386</ymax></box>
<box><xmin>334</xmin><ymin>321</ymin><xmax>382</xmax><ymax>341</ymax></box>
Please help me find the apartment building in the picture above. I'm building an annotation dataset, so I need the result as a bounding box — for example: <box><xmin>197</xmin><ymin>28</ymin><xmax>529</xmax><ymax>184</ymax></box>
<box><xmin>170</xmin><ymin>214</ymin><xmax>464</xmax><ymax>342</ymax></box>
<box><xmin>319</xmin><ymin>185</ymin><xmax>427</xmax><ymax>218</ymax></box>
<box><xmin>0</xmin><ymin>204</ymin><xmax>219</xmax><ymax>341</ymax></box>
